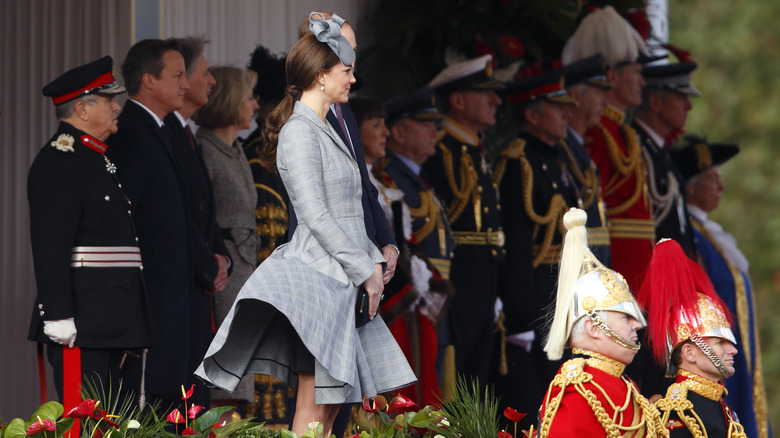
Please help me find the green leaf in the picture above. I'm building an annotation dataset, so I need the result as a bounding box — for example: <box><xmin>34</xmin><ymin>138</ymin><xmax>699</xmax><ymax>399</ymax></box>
<box><xmin>279</xmin><ymin>429</ymin><xmax>298</xmax><ymax>438</ymax></box>
<box><xmin>209</xmin><ymin>418</ymin><xmax>255</xmax><ymax>438</ymax></box>
<box><xmin>191</xmin><ymin>407</ymin><xmax>234</xmax><ymax>433</ymax></box>
<box><xmin>54</xmin><ymin>418</ymin><xmax>74</xmax><ymax>436</ymax></box>
<box><xmin>27</xmin><ymin>402</ymin><xmax>63</xmax><ymax>423</ymax></box>
<box><xmin>2</xmin><ymin>419</ymin><xmax>27</xmax><ymax>438</ymax></box>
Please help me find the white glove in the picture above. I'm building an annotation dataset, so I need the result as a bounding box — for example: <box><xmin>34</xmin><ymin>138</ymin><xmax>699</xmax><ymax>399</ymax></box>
<box><xmin>494</xmin><ymin>297</ymin><xmax>504</xmax><ymax>323</ymax></box>
<box><xmin>506</xmin><ymin>330</ymin><xmax>536</xmax><ymax>353</ymax></box>
<box><xmin>43</xmin><ymin>317</ymin><xmax>77</xmax><ymax>348</ymax></box>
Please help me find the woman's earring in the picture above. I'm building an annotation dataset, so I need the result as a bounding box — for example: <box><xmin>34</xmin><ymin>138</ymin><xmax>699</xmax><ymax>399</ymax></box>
<box><xmin>320</xmin><ymin>84</ymin><xmax>325</xmax><ymax>91</ymax></box>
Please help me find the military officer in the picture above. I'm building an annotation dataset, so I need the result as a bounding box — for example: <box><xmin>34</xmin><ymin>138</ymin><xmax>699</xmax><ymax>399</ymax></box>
<box><xmin>492</xmin><ymin>70</ymin><xmax>579</xmax><ymax>429</ymax></box>
<box><xmin>633</xmin><ymin>62</ymin><xmax>700</xmax><ymax>255</ymax></box>
<box><xmin>371</xmin><ymin>86</ymin><xmax>453</xmax><ymax>406</ymax></box>
<box><xmin>422</xmin><ymin>54</ymin><xmax>504</xmax><ymax>384</ymax></box>
<box><xmin>640</xmin><ymin>239</ymin><xmax>747</xmax><ymax>438</ymax></box>
<box><xmin>29</xmin><ymin>57</ymin><xmax>160</xmax><ymax>409</ymax></box>
<box><xmin>562</xmin><ymin>5</ymin><xmax>656</xmax><ymax>293</ymax></box>
<box><xmin>561</xmin><ymin>54</ymin><xmax>612</xmax><ymax>266</ymax></box>
<box><xmin>538</xmin><ymin>208</ymin><xmax>666</xmax><ymax>437</ymax></box>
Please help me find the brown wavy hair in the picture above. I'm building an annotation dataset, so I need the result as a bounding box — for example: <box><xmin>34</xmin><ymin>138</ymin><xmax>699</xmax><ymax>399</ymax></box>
<box><xmin>258</xmin><ymin>34</ymin><xmax>340</xmax><ymax>171</ymax></box>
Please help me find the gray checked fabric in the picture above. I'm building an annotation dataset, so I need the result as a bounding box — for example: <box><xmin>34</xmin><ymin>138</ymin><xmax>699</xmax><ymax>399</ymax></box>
<box><xmin>196</xmin><ymin>101</ymin><xmax>416</xmax><ymax>404</ymax></box>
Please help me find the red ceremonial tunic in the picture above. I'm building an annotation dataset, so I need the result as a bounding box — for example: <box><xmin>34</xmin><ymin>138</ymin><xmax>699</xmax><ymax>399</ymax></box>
<box><xmin>585</xmin><ymin>106</ymin><xmax>654</xmax><ymax>292</ymax></box>
<box><xmin>538</xmin><ymin>350</ymin><xmax>664</xmax><ymax>438</ymax></box>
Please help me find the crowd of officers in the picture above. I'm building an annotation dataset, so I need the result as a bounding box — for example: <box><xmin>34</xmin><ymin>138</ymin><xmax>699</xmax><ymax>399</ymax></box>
<box><xmin>28</xmin><ymin>5</ymin><xmax>768</xmax><ymax>438</ymax></box>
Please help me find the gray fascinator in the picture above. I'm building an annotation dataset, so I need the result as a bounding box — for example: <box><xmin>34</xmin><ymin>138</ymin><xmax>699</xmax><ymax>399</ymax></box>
<box><xmin>309</xmin><ymin>12</ymin><xmax>355</xmax><ymax>66</ymax></box>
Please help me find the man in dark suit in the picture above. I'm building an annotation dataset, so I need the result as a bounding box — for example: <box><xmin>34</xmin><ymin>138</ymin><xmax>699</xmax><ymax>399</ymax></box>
<box><xmin>29</xmin><ymin>56</ymin><xmax>160</xmax><ymax>411</ymax></box>
<box><xmin>163</xmin><ymin>36</ymin><xmax>231</xmax><ymax>408</ymax></box>
<box><xmin>106</xmin><ymin>39</ymin><xmax>194</xmax><ymax>409</ymax></box>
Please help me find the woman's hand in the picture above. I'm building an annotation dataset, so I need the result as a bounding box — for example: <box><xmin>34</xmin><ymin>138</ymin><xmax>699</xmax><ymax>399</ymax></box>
<box><xmin>362</xmin><ymin>263</ymin><xmax>385</xmax><ymax>319</ymax></box>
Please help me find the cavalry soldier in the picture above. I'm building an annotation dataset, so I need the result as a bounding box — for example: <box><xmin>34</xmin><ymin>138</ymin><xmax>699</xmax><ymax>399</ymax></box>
<box><xmin>640</xmin><ymin>239</ymin><xmax>747</xmax><ymax>438</ymax></box>
<box><xmin>422</xmin><ymin>54</ymin><xmax>504</xmax><ymax>384</ymax></box>
<box><xmin>29</xmin><ymin>57</ymin><xmax>160</xmax><ymax>411</ymax></box>
<box><xmin>538</xmin><ymin>208</ymin><xmax>666</xmax><ymax>437</ymax></box>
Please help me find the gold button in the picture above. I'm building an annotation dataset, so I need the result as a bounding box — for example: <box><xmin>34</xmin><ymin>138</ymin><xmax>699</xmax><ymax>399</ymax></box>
<box><xmin>425</xmin><ymin>217</ymin><xmax>430</xmax><ymax>222</ymax></box>
<box><xmin>462</xmin><ymin>145</ymin><xmax>468</xmax><ymax>152</ymax></box>
<box><xmin>127</xmin><ymin>210</ymin><xmax>131</xmax><ymax>215</ymax></box>
<box><xmin>139</xmin><ymin>265</ymin><xmax>144</xmax><ymax>271</ymax></box>
<box><xmin>552</xmin><ymin>182</ymin><xmax>558</xmax><ymax>189</ymax></box>
<box><xmin>477</xmin><ymin>186</ymin><xmax>483</xmax><ymax>193</ymax></box>
<box><xmin>38</xmin><ymin>304</ymin><xmax>43</xmax><ymax>309</ymax></box>
<box><xmin>501</xmin><ymin>249</ymin><xmax>507</xmax><ymax>254</ymax></box>
<box><xmin>135</xmin><ymin>237</ymin><xmax>139</xmax><ymax>242</ymax></box>
<box><xmin>483</xmin><ymin>207</ymin><xmax>489</xmax><ymax>213</ymax></box>
<box><xmin>492</xmin><ymin>183</ymin><xmax>498</xmax><ymax>189</ymax></box>
<box><xmin>40</xmin><ymin>310</ymin><xmax>45</xmax><ymax>316</ymax></box>
<box><xmin>105</xmin><ymin>195</ymin><xmax>110</xmax><ymax>201</ymax></box>
<box><xmin>542</xmin><ymin>163</ymin><xmax>548</xmax><ymax>171</ymax></box>
<box><xmin>491</xmin><ymin>249</ymin><xmax>497</xmax><ymax>256</ymax></box>
<box><xmin>497</xmin><ymin>204</ymin><xmax>501</xmax><ymax>211</ymax></box>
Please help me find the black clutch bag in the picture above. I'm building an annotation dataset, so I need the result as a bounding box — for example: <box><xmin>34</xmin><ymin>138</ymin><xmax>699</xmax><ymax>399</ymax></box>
<box><xmin>355</xmin><ymin>287</ymin><xmax>371</xmax><ymax>328</ymax></box>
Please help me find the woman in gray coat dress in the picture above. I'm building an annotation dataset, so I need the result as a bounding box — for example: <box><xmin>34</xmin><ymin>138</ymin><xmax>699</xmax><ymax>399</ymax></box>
<box><xmin>196</xmin><ymin>14</ymin><xmax>415</xmax><ymax>434</ymax></box>
<box><xmin>192</xmin><ymin>66</ymin><xmax>261</xmax><ymax>404</ymax></box>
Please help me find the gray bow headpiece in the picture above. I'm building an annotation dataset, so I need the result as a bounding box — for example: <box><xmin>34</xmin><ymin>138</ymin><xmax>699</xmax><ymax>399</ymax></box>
<box><xmin>309</xmin><ymin>12</ymin><xmax>355</xmax><ymax>66</ymax></box>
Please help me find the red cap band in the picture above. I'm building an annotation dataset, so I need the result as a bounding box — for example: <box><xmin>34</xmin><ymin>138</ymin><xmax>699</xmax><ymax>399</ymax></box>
<box><xmin>51</xmin><ymin>72</ymin><xmax>115</xmax><ymax>105</ymax></box>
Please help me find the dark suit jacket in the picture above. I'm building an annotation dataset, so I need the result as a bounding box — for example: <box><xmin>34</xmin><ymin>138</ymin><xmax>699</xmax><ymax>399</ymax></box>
<box><xmin>286</xmin><ymin>103</ymin><xmax>396</xmax><ymax>251</ymax></box>
<box><xmin>164</xmin><ymin>113</ymin><xmax>230</xmax><ymax>287</ymax></box>
<box><xmin>106</xmin><ymin>100</ymin><xmax>192</xmax><ymax>394</ymax></box>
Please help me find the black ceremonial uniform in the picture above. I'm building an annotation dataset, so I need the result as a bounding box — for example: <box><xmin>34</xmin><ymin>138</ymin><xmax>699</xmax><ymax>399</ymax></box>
<box><xmin>633</xmin><ymin>121</ymin><xmax>696</xmax><ymax>256</ymax></box>
<box><xmin>28</xmin><ymin>122</ymin><xmax>159</xmax><ymax>349</ymax></box>
<box><xmin>421</xmin><ymin>117</ymin><xmax>504</xmax><ymax>383</ymax></box>
<box><xmin>560</xmin><ymin>128</ymin><xmax>611</xmax><ymax>266</ymax></box>
<box><xmin>492</xmin><ymin>131</ymin><xmax>579</xmax><ymax>420</ymax></box>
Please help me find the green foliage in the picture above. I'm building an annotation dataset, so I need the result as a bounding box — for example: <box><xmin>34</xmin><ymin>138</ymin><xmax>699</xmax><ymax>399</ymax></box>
<box><xmin>430</xmin><ymin>376</ymin><xmax>500</xmax><ymax>438</ymax></box>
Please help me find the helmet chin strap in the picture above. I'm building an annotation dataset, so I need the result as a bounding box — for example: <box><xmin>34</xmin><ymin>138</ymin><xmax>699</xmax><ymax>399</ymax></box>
<box><xmin>689</xmin><ymin>332</ymin><xmax>733</xmax><ymax>378</ymax></box>
<box><xmin>589</xmin><ymin>311</ymin><xmax>640</xmax><ymax>350</ymax></box>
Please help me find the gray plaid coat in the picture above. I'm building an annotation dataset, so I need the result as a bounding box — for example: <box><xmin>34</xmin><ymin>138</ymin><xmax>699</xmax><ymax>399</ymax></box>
<box><xmin>196</xmin><ymin>101</ymin><xmax>416</xmax><ymax>404</ymax></box>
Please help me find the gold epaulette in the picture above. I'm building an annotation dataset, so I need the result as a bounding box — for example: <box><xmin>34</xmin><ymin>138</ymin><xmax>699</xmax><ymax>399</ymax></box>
<box><xmin>492</xmin><ymin>138</ymin><xmax>526</xmax><ymax>187</ymax></box>
<box><xmin>559</xmin><ymin>140</ymin><xmax>598</xmax><ymax>209</ymax></box>
<box><xmin>603</xmin><ymin>105</ymin><xmax>625</xmax><ymax>124</ymax></box>
<box><xmin>654</xmin><ymin>383</ymin><xmax>704</xmax><ymax>438</ymax></box>
<box><xmin>598</xmin><ymin>122</ymin><xmax>646</xmax><ymax>217</ymax></box>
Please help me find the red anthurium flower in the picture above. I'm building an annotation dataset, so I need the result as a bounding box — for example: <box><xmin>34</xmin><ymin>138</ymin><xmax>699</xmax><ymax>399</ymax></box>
<box><xmin>182</xmin><ymin>427</ymin><xmax>196</xmax><ymax>435</ymax></box>
<box><xmin>208</xmin><ymin>421</ymin><xmax>226</xmax><ymax>438</ymax></box>
<box><xmin>181</xmin><ymin>384</ymin><xmax>195</xmax><ymax>400</ymax></box>
<box><xmin>26</xmin><ymin>418</ymin><xmax>56</xmax><ymax>435</ymax></box>
<box><xmin>522</xmin><ymin>426</ymin><xmax>538</xmax><ymax>438</ymax></box>
<box><xmin>167</xmin><ymin>409</ymin><xmax>186</xmax><ymax>424</ymax></box>
<box><xmin>361</xmin><ymin>393</ymin><xmax>387</xmax><ymax>413</ymax></box>
<box><xmin>503</xmin><ymin>407</ymin><xmax>526</xmax><ymax>423</ymax></box>
<box><xmin>497</xmin><ymin>431</ymin><xmax>513</xmax><ymax>438</ymax></box>
<box><xmin>92</xmin><ymin>408</ymin><xmax>120</xmax><ymax>429</ymax></box>
<box><xmin>64</xmin><ymin>399</ymin><xmax>98</xmax><ymax>419</ymax></box>
<box><xmin>188</xmin><ymin>404</ymin><xmax>205</xmax><ymax>419</ymax></box>
<box><xmin>387</xmin><ymin>395</ymin><xmax>416</xmax><ymax>412</ymax></box>
<box><xmin>499</xmin><ymin>35</ymin><xmax>524</xmax><ymax>58</ymax></box>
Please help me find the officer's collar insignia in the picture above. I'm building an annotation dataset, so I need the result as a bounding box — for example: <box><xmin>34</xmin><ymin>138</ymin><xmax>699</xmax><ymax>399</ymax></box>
<box><xmin>81</xmin><ymin>135</ymin><xmax>107</xmax><ymax>154</ymax></box>
<box><xmin>51</xmin><ymin>134</ymin><xmax>75</xmax><ymax>153</ymax></box>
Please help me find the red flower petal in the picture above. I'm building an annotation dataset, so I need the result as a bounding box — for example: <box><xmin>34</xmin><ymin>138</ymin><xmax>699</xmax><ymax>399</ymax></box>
<box><xmin>182</xmin><ymin>427</ymin><xmax>196</xmax><ymax>435</ymax></box>
<box><xmin>388</xmin><ymin>395</ymin><xmax>417</xmax><ymax>412</ymax></box>
<box><xmin>166</xmin><ymin>409</ymin><xmax>185</xmax><ymax>424</ymax></box>
<box><xmin>188</xmin><ymin>404</ymin><xmax>205</xmax><ymax>419</ymax></box>
<box><xmin>26</xmin><ymin>419</ymin><xmax>56</xmax><ymax>435</ymax></box>
<box><xmin>497</xmin><ymin>431</ymin><xmax>513</xmax><ymax>438</ymax></box>
<box><xmin>182</xmin><ymin>384</ymin><xmax>195</xmax><ymax>400</ymax></box>
<box><xmin>64</xmin><ymin>399</ymin><xmax>97</xmax><ymax>419</ymax></box>
<box><xmin>503</xmin><ymin>407</ymin><xmax>526</xmax><ymax>423</ymax></box>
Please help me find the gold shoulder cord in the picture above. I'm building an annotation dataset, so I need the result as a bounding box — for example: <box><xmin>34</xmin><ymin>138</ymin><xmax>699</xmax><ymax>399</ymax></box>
<box><xmin>407</xmin><ymin>190</ymin><xmax>441</xmax><ymax>242</ymax></box>
<box><xmin>495</xmin><ymin>138</ymin><xmax>568</xmax><ymax>267</ymax></box>
<box><xmin>439</xmin><ymin>142</ymin><xmax>477</xmax><ymax>225</ymax></box>
<box><xmin>599</xmin><ymin>124</ymin><xmax>646</xmax><ymax>216</ymax></box>
<box><xmin>655</xmin><ymin>382</ymin><xmax>747</xmax><ymax>438</ymax></box>
<box><xmin>539</xmin><ymin>358</ymin><xmax>666</xmax><ymax>438</ymax></box>
<box><xmin>559</xmin><ymin>141</ymin><xmax>597</xmax><ymax>209</ymax></box>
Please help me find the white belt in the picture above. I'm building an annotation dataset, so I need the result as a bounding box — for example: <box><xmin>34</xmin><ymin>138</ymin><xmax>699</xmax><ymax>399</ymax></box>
<box><xmin>70</xmin><ymin>246</ymin><xmax>142</xmax><ymax>268</ymax></box>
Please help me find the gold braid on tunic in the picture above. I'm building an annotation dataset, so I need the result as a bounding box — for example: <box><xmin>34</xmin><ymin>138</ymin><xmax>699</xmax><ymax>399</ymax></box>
<box><xmin>538</xmin><ymin>355</ymin><xmax>667</xmax><ymax>438</ymax></box>
<box><xmin>598</xmin><ymin>122</ymin><xmax>646</xmax><ymax>217</ymax></box>
<box><xmin>559</xmin><ymin>140</ymin><xmax>598</xmax><ymax>210</ymax></box>
<box><xmin>439</xmin><ymin>143</ymin><xmax>478</xmax><ymax>225</ymax></box>
<box><xmin>654</xmin><ymin>371</ymin><xmax>747</xmax><ymax>438</ymax></box>
<box><xmin>494</xmin><ymin>139</ymin><xmax>568</xmax><ymax>268</ymax></box>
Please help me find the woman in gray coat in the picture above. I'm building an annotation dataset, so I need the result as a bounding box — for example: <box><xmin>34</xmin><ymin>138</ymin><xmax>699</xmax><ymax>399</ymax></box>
<box><xmin>192</xmin><ymin>66</ymin><xmax>260</xmax><ymax>404</ymax></box>
<box><xmin>196</xmin><ymin>14</ymin><xmax>415</xmax><ymax>435</ymax></box>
